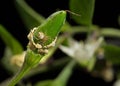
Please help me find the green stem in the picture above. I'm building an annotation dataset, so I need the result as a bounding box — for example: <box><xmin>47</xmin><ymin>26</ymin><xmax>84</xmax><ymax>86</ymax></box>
<box><xmin>55</xmin><ymin>60</ymin><xmax>76</xmax><ymax>82</ymax></box>
<box><xmin>51</xmin><ymin>60</ymin><xmax>76</xmax><ymax>86</ymax></box>
<box><xmin>68</xmin><ymin>26</ymin><xmax>89</xmax><ymax>34</ymax></box>
<box><xmin>8</xmin><ymin>48</ymin><xmax>42</xmax><ymax>86</ymax></box>
<box><xmin>68</xmin><ymin>26</ymin><xmax>120</xmax><ymax>38</ymax></box>
<box><xmin>101</xmin><ymin>28</ymin><xmax>120</xmax><ymax>38</ymax></box>
<box><xmin>24</xmin><ymin>57</ymin><xmax>71</xmax><ymax>79</ymax></box>
<box><xmin>8</xmin><ymin>63</ymin><xmax>31</xmax><ymax>86</ymax></box>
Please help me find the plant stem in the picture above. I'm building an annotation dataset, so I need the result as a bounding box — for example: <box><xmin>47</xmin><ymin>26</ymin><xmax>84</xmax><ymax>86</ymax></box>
<box><xmin>8</xmin><ymin>63</ymin><xmax>31</xmax><ymax>86</ymax></box>
<box><xmin>101</xmin><ymin>28</ymin><xmax>120</xmax><ymax>38</ymax></box>
<box><xmin>69</xmin><ymin>26</ymin><xmax>120</xmax><ymax>38</ymax></box>
<box><xmin>24</xmin><ymin>57</ymin><xmax>71</xmax><ymax>79</ymax></box>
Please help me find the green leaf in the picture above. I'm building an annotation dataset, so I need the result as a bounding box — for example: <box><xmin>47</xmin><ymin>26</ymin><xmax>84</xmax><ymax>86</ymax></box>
<box><xmin>15</xmin><ymin>0</ymin><xmax>45</xmax><ymax>29</ymax></box>
<box><xmin>0</xmin><ymin>25</ymin><xmax>23</xmax><ymax>73</ymax></box>
<box><xmin>35</xmin><ymin>80</ymin><xmax>53</xmax><ymax>86</ymax></box>
<box><xmin>33</xmin><ymin>11</ymin><xmax>66</xmax><ymax>46</ymax></box>
<box><xmin>69</xmin><ymin>0</ymin><xmax>95</xmax><ymax>26</ymax></box>
<box><xmin>51</xmin><ymin>60</ymin><xmax>75</xmax><ymax>86</ymax></box>
<box><xmin>0</xmin><ymin>25</ymin><xmax>23</xmax><ymax>54</ymax></box>
<box><xmin>104</xmin><ymin>44</ymin><xmax>120</xmax><ymax>65</ymax></box>
<box><xmin>35</xmin><ymin>60</ymin><xmax>75</xmax><ymax>86</ymax></box>
<box><xmin>101</xmin><ymin>28</ymin><xmax>120</xmax><ymax>38</ymax></box>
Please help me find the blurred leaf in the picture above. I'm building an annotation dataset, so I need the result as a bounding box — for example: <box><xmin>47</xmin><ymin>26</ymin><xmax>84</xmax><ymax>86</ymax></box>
<box><xmin>0</xmin><ymin>25</ymin><xmax>23</xmax><ymax>54</ymax></box>
<box><xmin>35</xmin><ymin>60</ymin><xmax>75</xmax><ymax>86</ymax></box>
<box><xmin>104</xmin><ymin>44</ymin><xmax>120</xmax><ymax>65</ymax></box>
<box><xmin>101</xmin><ymin>28</ymin><xmax>120</xmax><ymax>38</ymax></box>
<box><xmin>69</xmin><ymin>0</ymin><xmax>95</xmax><ymax>26</ymax></box>
<box><xmin>51</xmin><ymin>60</ymin><xmax>75</xmax><ymax>86</ymax></box>
<box><xmin>60</xmin><ymin>22</ymin><xmax>71</xmax><ymax>32</ymax></box>
<box><xmin>35</xmin><ymin>80</ymin><xmax>53</xmax><ymax>86</ymax></box>
<box><xmin>15</xmin><ymin>0</ymin><xmax>45</xmax><ymax>29</ymax></box>
<box><xmin>2</xmin><ymin>47</ymin><xmax>19</xmax><ymax>73</ymax></box>
<box><xmin>0</xmin><ymin>25</ymin><xmax>23</xmax><ymax>73</ymax></box>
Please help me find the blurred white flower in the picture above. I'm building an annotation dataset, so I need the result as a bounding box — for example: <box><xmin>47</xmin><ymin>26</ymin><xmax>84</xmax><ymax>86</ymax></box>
<box><xmin>59</xmin><ymin>37</ymin><xmax>103</xmax><ymax>63</ymax></box>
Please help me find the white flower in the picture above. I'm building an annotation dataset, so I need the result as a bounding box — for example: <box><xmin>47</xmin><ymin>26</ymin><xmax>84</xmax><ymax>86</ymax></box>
<box><xmin>59</xmin><ymin>37</ymin><xmax>103</xmax><ymax>63</ymax></box>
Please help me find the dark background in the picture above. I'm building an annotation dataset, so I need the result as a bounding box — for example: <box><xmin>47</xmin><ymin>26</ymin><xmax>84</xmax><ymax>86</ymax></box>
<box><xmin>0</xmin><ymin>0</ymin><xmax>120</xmax><ymax>86</ymax></box>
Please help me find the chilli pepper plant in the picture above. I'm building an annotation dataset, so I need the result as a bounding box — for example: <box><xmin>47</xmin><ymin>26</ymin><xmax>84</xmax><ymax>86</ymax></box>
<box><xmin>0</xmin><ymin>0</ymin><xmax>120</xmax><ymax>86</ymax></box>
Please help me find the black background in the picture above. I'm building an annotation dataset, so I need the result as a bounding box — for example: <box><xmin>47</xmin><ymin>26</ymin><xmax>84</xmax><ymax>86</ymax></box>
<box><xmin>0</xmin><ymin>0</ymin><xmax>120</xmax><ymax>86</ymax></box>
